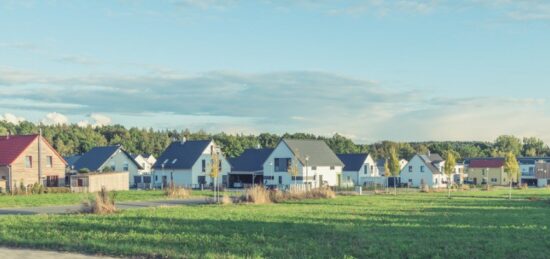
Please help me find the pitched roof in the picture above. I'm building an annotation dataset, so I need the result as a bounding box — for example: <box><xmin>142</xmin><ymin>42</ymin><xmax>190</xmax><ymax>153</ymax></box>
<box><xmin>418</xmin><ymin>154</ymin><xmax>443</xmax><ymax>174</ymax></box>
<box><xmin>428</xmin><ymin>154</ymin><xmax>444</xmax><ymax>162</ymax></box>
<box><xmin>281</xmin><ymin>139</ymin><xmax>344</xmax><ymax>167</ymax></box>
<box><xmin>469</xmin><ymin>158</ymin><xmax>505</xmax><ymax>168</ymax></box>
<box><xmin>0</xmin><ymin>134</ymin><xmax>66</xmax><ymax>166</ymax></box>
<box><xmin>64</xmin><ymin>155</ymin><xmax>82</xmax><ymax>167</ymax></box>
<box><xmin>228</xmin><ymin>148</ymin><xmax>274</xmax><ymax>172</ymax></box>
<box><xmin>74</xmin><ymin>145</ymin><xmax>141</xmax><ymax>171</ymax></box>
<box><xmin>338</xmin><ymin>153</ymin><xmax>370</xmax><ymax>172</ymax></box>
<box><xmin>153</xmin><ymin>140</ymin><xmax>212</xmax><ymax>170</ymax></box>
<box><xmin>0</xmin><ymin>135</ymin><xmax>38</xmax><ymax>165</ymax></box>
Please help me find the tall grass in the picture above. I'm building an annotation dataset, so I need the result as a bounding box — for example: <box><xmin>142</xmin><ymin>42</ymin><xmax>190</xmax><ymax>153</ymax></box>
<box><xmin>81</xmin><ymin>187</ymin><xmax>117</xmax><ymax>214</ymax></box>
<box><xmin>164</xmin><ymin>184</ymin><xmax>191</xmax><ymax>199</ymax></box>
<box><xmin>242</xmin><ymin>186</ymin><xmax>336</xmax><ymax>204</ymax></box>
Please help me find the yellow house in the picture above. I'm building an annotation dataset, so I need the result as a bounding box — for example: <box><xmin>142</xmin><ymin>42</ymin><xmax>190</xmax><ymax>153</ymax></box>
<box><xmin>466</xmin><ymin>158</ymin><xmax>510</xmax><ymax>186</ymax></box>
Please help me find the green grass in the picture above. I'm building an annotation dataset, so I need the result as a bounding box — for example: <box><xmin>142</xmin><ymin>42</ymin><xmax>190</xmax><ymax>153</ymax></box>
<box><xmin>1</xmin><ymin>188</ymin><xmax>550</xmax><ymax>258</ymax></box>
<box><xmin>0</xmin><ymin>189</ymin><xmax>240</xmax><ymax>208</ymax></box>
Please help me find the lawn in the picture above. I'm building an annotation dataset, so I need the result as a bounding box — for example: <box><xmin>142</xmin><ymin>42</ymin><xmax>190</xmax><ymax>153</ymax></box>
<box><xmin>1</xmin><ymin>188</ymin><xmax>550</xmax><ymax>258</ymax></box>
<box><xmin>0</xmin><ymin>189</ymin><xmax>237</xmax><ymax>208</ymax></box>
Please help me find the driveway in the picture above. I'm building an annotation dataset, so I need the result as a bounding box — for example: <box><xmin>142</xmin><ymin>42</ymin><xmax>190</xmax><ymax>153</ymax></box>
<box><xmin>0</xmin><ymin>198</ymin><xmax>207</xmax><ymax>215</ymax></box>
<box><xmin>0</xmin><ymin>247</ymin><xmax>118</xmax><ymax>259</ymax></box>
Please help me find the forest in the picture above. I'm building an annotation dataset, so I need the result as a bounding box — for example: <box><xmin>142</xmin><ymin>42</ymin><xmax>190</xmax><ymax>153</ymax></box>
<box><xmin>1</xmin><ymin>120</ymin><xmax>548</xmax><ymax>161</ymax></box>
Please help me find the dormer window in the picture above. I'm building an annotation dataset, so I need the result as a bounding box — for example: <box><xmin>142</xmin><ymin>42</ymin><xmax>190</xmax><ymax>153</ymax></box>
<box><xmin>172</xmin><ymin>159</ymin><xmax>178</xmax><ymax>164</ymax></box>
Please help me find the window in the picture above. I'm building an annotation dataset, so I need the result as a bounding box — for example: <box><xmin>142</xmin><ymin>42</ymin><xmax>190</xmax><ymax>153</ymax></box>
<box><xmin>264</xmin><ymin>176</ymin><xmax>274</xmax><ymax>180</ymax></box>
<box><xmin>347</xmin><ymin>176</ymin><xmax>351</xmax><ymax>181</ymax></box>
<box><xmin>274</xmin><ymin>158</ymin><xmax>290</xmax><ymax>172</ymax></box>
<box><xmin>408</xmin><ymin>179</ymin><xmax>412</xmax><ymax>183</ymax></box>
<box><xmin>123</xmin><ymin>163</ymin><xmax>129</xmax><ymax>171</ymax></box>
<box><xmin>202</xmin><ymin>159</ymin><xmax>206</xmax><ymax>172</ymax></box>
<box><xmin>219</xmin><ymin>160</ymin><xmax>222</xmax><ymax>171</ymax></box>
<box><xmin>143</xmin><ymin>176</ymin><xmax>151</xmax><ymax>183</ymax></box>
<box><xmin>330</xmin><ymin>166</ymin><xmax>335</xmax><ymax>170</ymax></box>
<box><xmin>24</xmin><ymin>156</ymin><xmax>32</xmax><ymax>168</ymax></box>
<box><xmin>291</xmin><ymin>176</ymin><xmax>304</xmax><ymax>181</ymax></box>
<box><xmin>46</xmin><ymin>156</ymin><xmax>53</xmax><ymax>168</ymax></box>
<box><xmin>46</xmin><ymin>176</ymin><xmax>58</xmax><ymax>187</ymax></box>
<box><xmin>312</xmin><ymin>166</ymin><xmax>317</xmax><ymax>171</ymax></box>
<box><xmin>172</xmin><ymin>159</ymin><xmax>178</xmax><ymax>164</ymax></box>
<box><xmin>408</xmin><ymin>166</ymin><xmax>413</xmax><ymax>172</ymax></box>
<box><xmin>278</xmin><ymin>176</ymin><xmax>283</xmax><ymax>184</ymax></box>
<box><xmin>491</xmin><ymin>178</ymin><xmax>497</xmax><ymax>183</ymax></box>
<box><xmin>364</xmin><ymin>164</ymin><xmax>368</xmax><ymax>174</ymax></box>
<box><xmin>198</xmin><ymin>176</ymin><xmax>206</xmax><ymax>185</ymax></box>
<box><xmin>420</xmin><ymin>166</ymin><xmax>424</xmax><ymax>173</ymax></box>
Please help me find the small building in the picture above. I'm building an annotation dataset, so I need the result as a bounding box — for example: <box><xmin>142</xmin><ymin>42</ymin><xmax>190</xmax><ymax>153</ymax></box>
<box><xmin>263</xmin><ymin>139</ymin><xmax>344</xmax><ymax>188</ymax></box>
<box><xmin>152</xmin><ymin>140</ymin><xmax>231</xmax><ymax>189</ymax></box>
<box><xmin>131</xmin><ymin>153</ymin><xmax>157</xmax><ymax>189</ymax></box>
<box><xmin>518</xmin><ymin>157</ymin><xmax>550</xmax><ymax>186</ymax></box>
<box><xmin>70</xmin><ymin>171</ymin><xmax>129</xmax><ymax>192</ymax></box>
<box><xmin>535</xmin><ymin>160</ymin><xmax>550</xmax><ymax>187</ymax></box>
<box><xmin>227</xmin><ymin>148</ymin><xmax>273</xmax><ymax>188</ymax></box>
<box><xmin>337</xmin><ymin>153</ymin><xmax>382</xmax><ymax>186</ymax></box>
<box><xmin>72</xmin><ymin>145</ymin><xmax>142</xmax><ymax>188</ymax></box>
<box><xmin>0</xmin><ymin>134</ymin><xmax>67</xmax><ymax>191</ymax></box>
<box><xmin>465</xmin><ymin>158</ymin><xmax>510</xmax><ymax>186</ymax></box>
<box><xmin>400</xmin><ymin>154</ymin><xmax>447</xmax><ymax>188</ymax></box>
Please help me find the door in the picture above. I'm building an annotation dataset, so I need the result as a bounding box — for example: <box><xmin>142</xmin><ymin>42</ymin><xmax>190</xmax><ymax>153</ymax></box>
<box><xmin>46</xmin><ymin>176</ymin><xmax>59</xmax><ymax>187</ymax></box>
<box><xmin>134</xmin><ymin>176</ymin><xmax>142</xmax><ymax>187</ymax></box>
<box><xmin>278</xmin><ymin>176</ymin><xmax>282</xmax><ymax>185</ymax></box>
<box><xmin>473</xmin><ymin>177</ymin><xmax>477</xmax><ymax>185</ymax></box>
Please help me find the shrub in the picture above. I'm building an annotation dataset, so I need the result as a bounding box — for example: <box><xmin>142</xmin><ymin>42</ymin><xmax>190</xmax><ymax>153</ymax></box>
<box><xmin>82</xmin><ymin>187</ymin><xmax>116</xmax><ymax>214</ymax></box>
<box><xmin>164</xmin><ymin>184</ymin><xmax>191</xmax><ymax>199</ymax></box>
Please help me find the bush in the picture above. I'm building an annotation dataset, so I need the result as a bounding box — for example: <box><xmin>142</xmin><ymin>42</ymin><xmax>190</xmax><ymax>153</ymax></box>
<box><xmin>82</xmin><ymin>187</ymin><xmax>117</xmax><ymax>214</ymax></box>
<box><xmin>164</xmin><ymin>184</ymin><xmax>191</xmax><ymax>199</ymax></box>
<box><xmin>242</xmin><ymin>186</ymin><xmax>271</xmax><ymax>204</ymax></box>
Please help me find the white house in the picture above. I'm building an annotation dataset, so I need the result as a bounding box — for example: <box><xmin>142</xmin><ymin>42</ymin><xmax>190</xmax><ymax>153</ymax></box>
<box><xmin>72</xmin><ymin>145</ymin><xmax>142</xmax><ymax>188</ymax></box>
<box><xmin>131</xmin><ymin>154</ymin><xmax>157</xmax><ymax>188</ymax></box>
<box><xmin>227</xmin><ymin>148</ymin><xmax>274</xmax><ymax>188</ymax></box>
<box><xmin>400</xmin><ymin>154</ymin><xmax>447</xmax><ymax>188</ymax></box>
<box><xmin>152</xmin><ymin>140</ymin><xmax>231</xmax><ymax>189</ymax></box>
<box><xmin>337</xmin><ymin>153</ymin><xmax>383</xmax><ymax>186</ymax></box>
<box><xmin>399</xmin><ymin>159</ymin><xmax>408</xmax><ymax>170</ymax></box>
<box><xmin>263</xmin><ymin>139</ymin><xmax>344</xmax><ymax>189</ymax></box>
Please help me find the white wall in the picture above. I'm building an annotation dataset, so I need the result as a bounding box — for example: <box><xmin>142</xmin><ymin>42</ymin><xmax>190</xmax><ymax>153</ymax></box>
<box><xmin>100</xmin><ymin>150</ymin><xmax>139</xmax><ymax>187</ymax></box>
<box><xmin>342</xmin><ymin>155</ymin><xmax>379</xmax><ymax>186</ymax></box>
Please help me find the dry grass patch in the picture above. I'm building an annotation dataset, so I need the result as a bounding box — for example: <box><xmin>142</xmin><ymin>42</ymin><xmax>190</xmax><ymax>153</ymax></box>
<box><xmin>164</xmin><ymin>184</ymin><xmax>191</xmax><ymax>199</ymax></box>
<box><xmin>241</xmin><ymin>186</ymin><xmax>272</xmax><ymax>204</ymax></box>
<box><xmin>82</xmin><ymin>187</ymin><xmax>117</xmax><ymax>214</ymax></box>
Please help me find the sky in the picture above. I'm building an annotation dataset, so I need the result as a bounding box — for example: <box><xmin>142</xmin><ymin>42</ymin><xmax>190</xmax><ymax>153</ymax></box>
<box><xmin>0</xmin><ymin>0</ymin><xmax>549</xmax><ymax>143</ymax></box>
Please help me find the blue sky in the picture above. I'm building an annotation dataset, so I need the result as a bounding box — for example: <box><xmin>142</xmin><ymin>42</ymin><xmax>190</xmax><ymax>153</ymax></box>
<box><xmin>1</xmin><ymin>0</ymin><xmax>549</xmax><ymax>143</ymax></box>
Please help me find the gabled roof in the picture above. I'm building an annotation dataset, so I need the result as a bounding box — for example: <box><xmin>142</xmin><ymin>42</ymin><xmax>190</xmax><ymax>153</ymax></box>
<box><xmin>64</xmin><ymin>155</ymin><xmax>82</xmax><ymax>167</ymax></box>
<box><xmin>153</xmin><ymin>140</ymin><xmax>212</xmax><ymax>170</ymax></box>
<box><xmin>73</xmin><ymin>145</ymin><xmax>142</xmax><ymax>171</ymax></box>
<box><xmin>228</xmin><ymin>148</ymin><xmax>274</xmax><ymax>172</ymax></box>
<box><xmin>338</xmin><ymin>153</ymin><xmax>370</xmax><ymax>172</ymax></box>
<box><xmin>281</xmin><ymin>139</ymin><xmax>344</xmax><ymax>167</ymax></box>
<box><xmin>0</xmin><ymin>134</ymin><xmax>66</xmax><ymax>166</ymax></box>
<box><xmin>428</xmin><ymin>154</ymin><xmax>444</xmax><ymax>163</ymax></box>
<box><xmin>418</xmin><ymin>154</ymin><xmax>443</xmax><ymax>174</ymax></box>
<box><xmin>468</xmin><ymin>158</ymin><xmax>505</xmax><ymax>168</ymax></box>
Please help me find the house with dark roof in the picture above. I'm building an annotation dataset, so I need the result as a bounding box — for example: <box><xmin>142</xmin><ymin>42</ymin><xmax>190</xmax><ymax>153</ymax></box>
<box><xmin>131</xmin><ymin>153</ymin><xmax>157</xmax><ymax>187</ymax></box>
<box><xmin>337</xmin><ymin>153</ymin><xmax>380</xmax><ymax>186</ymax></box>
<box><xmin>72</xmin><ymin>145</ymin><xmax>142</xmax><ymax>188</ymax></box>
<box><xmin>0</xmin><ymin>134</ymin><xmax>67</xmax><ymax>191</ymax></box>
<box><xmin>262</xmin><ymin>139</ymin><xmax>344</xmax><ymax>188</ymax></box>
<box><xmin>227</xmin><ymin>148</ymin><xmax>273</xmax><ymax>188</ymax></box>
<box><xmin>400</xmin><ymin>154</ymin><xmax>447</xmax><ymax>188</ymax></box>
<box><xmin>465</xmin><ymin>157</ymin><xmax>511</xmax><ymax>186</ymax></box>
<box><xmin>152</xmin><ymin>140</ymin><xmax>231</xmax><ymax>188</ymax></box>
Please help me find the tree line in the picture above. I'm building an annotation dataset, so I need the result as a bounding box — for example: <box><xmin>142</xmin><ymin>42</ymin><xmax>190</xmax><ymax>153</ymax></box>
<box><xmin>1</xmin><ymin>121</ymin><xmax>548</xmax><ymax>161</ymax></box>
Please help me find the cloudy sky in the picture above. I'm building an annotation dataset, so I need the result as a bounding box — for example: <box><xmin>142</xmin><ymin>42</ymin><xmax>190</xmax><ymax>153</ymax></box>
<box><xmin>1</xmin><ymin>0</ymin><xmax>549</xmax><ymax>143</ymax></box>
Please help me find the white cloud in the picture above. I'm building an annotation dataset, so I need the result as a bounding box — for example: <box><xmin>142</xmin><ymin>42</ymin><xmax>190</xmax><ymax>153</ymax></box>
<box><xmin>56</xmin><ymin>55</ymin><xmax>101</xmax><ymax>65</ymax></box>
<box><xmin>41</xmin><ymin>112</ymin><xmax>69</xmax><ymax>125</ymax></box>
<box><xmin>0</xmin><ymin>113</ymin><xmax>25</xmax><ymax>124</ymax></box>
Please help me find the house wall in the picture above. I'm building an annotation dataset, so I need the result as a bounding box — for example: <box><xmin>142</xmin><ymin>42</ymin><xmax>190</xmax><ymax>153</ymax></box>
<box><xmin>466</xmin><ymin>167</ymin><xmax>509</xmax><ymax>186</ymax></box>
<box><xmin>99</xmin><ymin>151</ymin><xmax>139</xmax><ymax>187</ymax></box>
<box><xmin>71</xmin><ymin>172</ymin><xmax>129</xmax><ymax>193</ymax></box>
<box><xmin>520</xmin><ymin>163</ymin><xmax>536</xmax><ymax>180</ymax></box>
<box><xmin>9</xmin><ymin>137</ymin><xmax>66</xmax><ymax>189</ymax></box>
<box><xmin>263</xmin><ymin>142</ymin><xmax>342</xmax><ymax>188</ymax></box>
<box><xmin>399</xmin><ymin>155</ymin><xmax>446</xmax><ymax>188</ymax></box>
<box><xmin>342</xmin><ymin>155</ymin><xmax>379</xmax><ymax>186</ymax></box>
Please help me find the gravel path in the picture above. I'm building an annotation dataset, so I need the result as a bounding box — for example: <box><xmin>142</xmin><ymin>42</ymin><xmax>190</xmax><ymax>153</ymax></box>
<box><xmin>0</xmin><ymin>247</ymin><xmax>119</xmax><ymax>259</ymax></box>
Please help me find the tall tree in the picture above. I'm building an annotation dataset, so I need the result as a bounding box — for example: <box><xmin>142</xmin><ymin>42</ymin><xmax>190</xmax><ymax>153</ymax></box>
<box><xmin>503</xmin><ymin>152</ymin><xmax>520</xmax><ymax>200</ymax></box>
<box><xmin>522</xmin><ymin>137</ymin><xmax>548</xmax><ymax>157</ymax></box>
<box><xmin>388</xmin><ymin>147</ymin><xmax>401</xmax><ymax>195</ymax></box>
<box><xmin>209</xmin><ymin>148</ymin><xmax>221</xmax><ymax>203</ymax></box>
<box><xmin>443</xmin><ymin>151</ymin><xmax>457</xmax><ymax>198</ymax></box>
<box><xmin>494</xmin><ymin>135</ymin><xmax>522</xmax><ymax>156</ymax></box>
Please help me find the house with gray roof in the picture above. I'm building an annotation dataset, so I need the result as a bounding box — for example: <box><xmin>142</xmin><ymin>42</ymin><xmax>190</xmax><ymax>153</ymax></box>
<box><xmin>227</xmin><ymin>148</ymin><xmax>273</xmax><ymax>188</ymax></box>
<box><xmin>71</xmin><ymin>145</ymin><xmax>143</xmax><ymax>188</ymax></box>
<box><xmin>337</xmin><ymin>153</ymin><xmax>382</xmax><ymax>186</ymax></box>
<box><xmin>262</xmin><ymin>139</ymin><xmax>344</xmax><ymax>188</ymax></box>
<box><xmin>399</xmin><ymin>154</ymin><xmax>447</xmax><ymax>188</ymax></box>
<box><xmin>152</xmin><ymin>140</ymin><xmax>231</xmax><ymax>188</ymax></box>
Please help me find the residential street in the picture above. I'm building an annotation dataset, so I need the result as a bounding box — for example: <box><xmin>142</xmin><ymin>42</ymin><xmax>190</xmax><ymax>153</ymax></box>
<box><xmin>0</xmin><ymin>198</ymin><xmax>207</xmax><ymax>215</ymax></box>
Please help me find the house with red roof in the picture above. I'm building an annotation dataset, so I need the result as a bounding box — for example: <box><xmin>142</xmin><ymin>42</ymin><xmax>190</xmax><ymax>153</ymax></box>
<box><xmin>0</xmin><ymin>134</ymin><xmax>67</xmax><ymax>192</ymax></box>
<box><xmin>465</xmin><ymin>158</ymin><xmax>511</xmax><ymax>186</ymax></box>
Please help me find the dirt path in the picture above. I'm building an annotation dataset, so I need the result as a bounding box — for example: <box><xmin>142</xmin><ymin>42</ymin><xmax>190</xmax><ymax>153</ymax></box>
<box><xmin>0</xmin><ymin>198</ymin><xmax>207</xmax><ymax>215</ymax></box>
<box><xmin>0</xmin><ymin>247</ymin><xmax>119</xmax><ymax>259</ymax></box>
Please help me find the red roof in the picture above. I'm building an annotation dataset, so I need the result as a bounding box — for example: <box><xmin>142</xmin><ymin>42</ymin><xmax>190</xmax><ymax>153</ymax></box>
<box><xmin>469</xmin><ymin>159</ymin><xmax>505</xmax><ymax>168</ymax></box>
<box><xmin>0</xmin><ymin>135</ymin><xmax>67</xmax><ymax>166</ymax></box>
<box><xmin>0</xmin><ymin>135</ymin><xmax>38</xmax><ymax>165</ymax></box>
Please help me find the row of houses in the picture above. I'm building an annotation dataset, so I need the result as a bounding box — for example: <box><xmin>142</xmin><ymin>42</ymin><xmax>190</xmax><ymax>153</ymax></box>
<box><xmin>2</xmin><ymin>134</ymin><xmax>550</xmax><ymax>193</ymax></box>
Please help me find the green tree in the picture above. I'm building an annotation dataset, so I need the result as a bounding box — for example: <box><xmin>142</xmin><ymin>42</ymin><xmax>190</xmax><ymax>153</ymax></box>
<box><xmin>209</xmin><ymin>147</ymin><xmax>221</xmax><ymax>203</ymax></box>
<box><xmin>522</xmin><ymin>137</ymin><xmax>548</xmax><ymax>157</ymax></box>
<box><xmin>388</xmin><ymin>147</ymin><xmax>401</xmax><ymax>195</ymax></box>
<box><xmin>443</xmin><ymin>151</ymin><xmax>457</xmax><ymax>198</ymax></box>
<box><xmin>494</xmin><ymin>135</ymin><xmax>522</xmax><ymax>156</ymax></box>
<box><xmin>503</xmin><ymin>152</ymin><xmax>520</xmax><ymax>200</ymax></box>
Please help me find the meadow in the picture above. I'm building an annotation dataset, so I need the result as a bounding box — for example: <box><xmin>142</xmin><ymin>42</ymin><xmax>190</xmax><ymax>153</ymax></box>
<box><xmin>0</xmin><ymin>188</ymin><xmax>550</xmax><ymax>258</ymax></box>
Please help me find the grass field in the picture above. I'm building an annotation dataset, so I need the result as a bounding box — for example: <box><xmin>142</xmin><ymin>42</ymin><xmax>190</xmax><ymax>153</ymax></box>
<box><xmin>0</xmin><ymin>189</ymin><xmax>236</xmax><ymax>208</ymax></box>
<box><xmin>1</xmin><ymin>188</ymin><xmax>550</xmax><ymax>258</ymax></box>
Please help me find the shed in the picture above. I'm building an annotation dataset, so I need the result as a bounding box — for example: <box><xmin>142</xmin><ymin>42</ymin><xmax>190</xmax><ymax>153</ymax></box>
<box><xmin>70</xmin><ymin>171</ymin><xmax>129</xmax><ymax>193</ymax></box>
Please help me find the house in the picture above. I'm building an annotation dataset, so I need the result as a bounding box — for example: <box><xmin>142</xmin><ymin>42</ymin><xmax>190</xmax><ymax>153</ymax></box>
<box><xmin>72</xmin><ymin>145</ymin><xmax>142</xmax><ymax>187</ymax></box>
<box><xmin>132</xmin><ymin>153</ymin><xmax>157</xmax><ymax>188</ymax></box>
<box><xmin>64</xmin><ymin>155</ymin><xmax>81</xmax><ymax>170</ymax></box>
<box><xmin>263</xmin><ymin>139</ymin><xmax>344</xmax><ymax>188</ymax></box>
<box><xmin>70</xmin><ymin>171</ymin><xmax>129</xmax><ymax>192</ymax></box>
<box><xmin>0</xmin><ymin>134</ymin><xmax>67</xmax><ymax>191</ymax></box>
<box><xmin>227</xmin><ymin>148</ymin><xmax>273</xmax><ymax>188</ymax></box>
<box><xmin>337</xmin><ymin>153</ymin><xmax>382</xmax><ymax>186</ymax></box>
<box><xmin>400</xmin><ymin>154</ymin><xmax>447</xmax><ymax>188</ymax></box>
<box><xmin>518</xmin><ymin>157</ymin><xmax>550</xmax><ymax>186</ymax></box>
<box><xmin>452</xmin><ymin>163</ymin><xmax>466</xmax><ymax>184</ymax></box>
<box><xmin>465</xmin><ymin>158</ymin><xmax>510</xmax><ymax>186</ymax></box>
<box><xmin>152</xmin><ymin>140</ymin><xmax>231</xmax><ymax>189</ymax></box>
<box><xmin>535</xmin><ymin>160</ymin><xmax>550</xmax><ymax>187</ymax></box>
